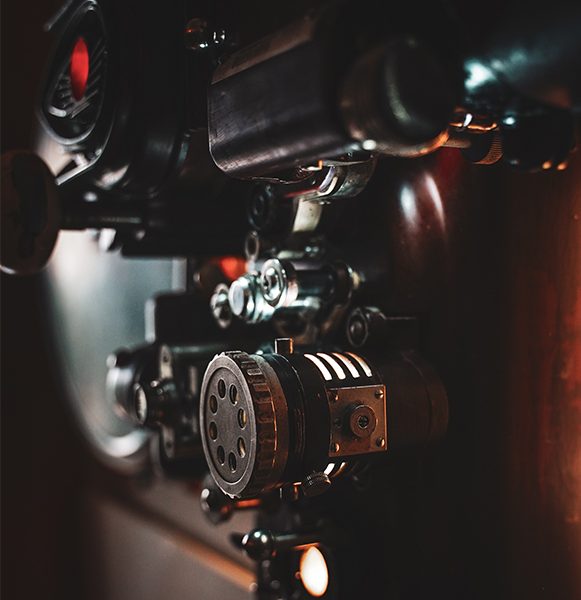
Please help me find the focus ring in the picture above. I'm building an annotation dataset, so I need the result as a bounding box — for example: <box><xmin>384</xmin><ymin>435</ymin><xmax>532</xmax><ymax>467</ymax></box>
<box><xmin>235</xmin><ymin>352</ymin><xmax>277</xmax><ymax>498</ymax></box>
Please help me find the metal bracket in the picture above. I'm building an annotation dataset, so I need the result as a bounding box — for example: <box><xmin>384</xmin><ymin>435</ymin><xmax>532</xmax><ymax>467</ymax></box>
<box><xmin>327</xmin><ymin>384</ymin><xmax>387</xmax><ymax>458</ymax></box>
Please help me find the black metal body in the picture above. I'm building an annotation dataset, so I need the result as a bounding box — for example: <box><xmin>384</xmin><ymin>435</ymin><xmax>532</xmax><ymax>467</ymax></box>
<box><xmin>3</xmin><ymin>1</ymin><xmax>581</xmax><ymax>600</ymax></box>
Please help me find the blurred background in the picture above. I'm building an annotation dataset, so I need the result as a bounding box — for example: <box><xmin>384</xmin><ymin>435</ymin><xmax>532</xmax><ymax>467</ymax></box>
<box><xmin>2</xmin><ymin>6</ymin><xmax>255</xmax><ymax>600</ymax></box>
<box><xmin>0</xmin><ymin>0</ymin><xmax>88</xmax><ymax>598</ymax></box>
<box><xmin>1</xmin><ymin>1</ymin><xmax>87</xmax><ymax>598</ymax></box>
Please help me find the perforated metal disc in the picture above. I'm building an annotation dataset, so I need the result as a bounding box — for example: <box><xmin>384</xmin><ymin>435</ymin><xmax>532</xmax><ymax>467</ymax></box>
<box><xmin>200</xmin><ymin>352</ymin><xmax>289</xmax><ymax>498</ymax></box>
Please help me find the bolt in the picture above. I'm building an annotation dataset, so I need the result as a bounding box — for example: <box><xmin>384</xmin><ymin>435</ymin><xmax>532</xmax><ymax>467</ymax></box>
<box><xmin>260</xmin><ymin>259</ymin><xmax>298</xmax><ymax>308</ymax></box>
<box><xmin>349</xmin><ymin>405</ymin><xmax>377</xmax><ymax>439</ymax></box>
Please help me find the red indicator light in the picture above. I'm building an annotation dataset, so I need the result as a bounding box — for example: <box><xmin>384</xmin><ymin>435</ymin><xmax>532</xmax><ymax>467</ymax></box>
<box><xmin>217</xmin><ymin>256</ymin><xmax>247</xmax><ymax>280</ymax></box>
<box><xmin>70</xmin><ymin>37</ymin><xmax>89</xmax><ymax>101</ymax></box>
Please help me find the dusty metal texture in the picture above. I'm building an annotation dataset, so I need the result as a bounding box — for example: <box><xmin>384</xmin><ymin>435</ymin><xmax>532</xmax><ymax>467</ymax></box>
<box><xmin>200</xmin><ymin>352</ymin><xmax>289</xmax><ymax>498</ymax></box>
<box><xmin>327</xmin><ymin>384</ymin><xmax>387</xmax><ymax>458</ymax></box>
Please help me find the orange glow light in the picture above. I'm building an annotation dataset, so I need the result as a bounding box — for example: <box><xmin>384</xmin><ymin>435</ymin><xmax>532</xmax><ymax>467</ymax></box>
<box><xmin>299</xmin><ymin>546</ymin><xmax>329</xmax><ymax>597</ymax></box>
<box><xmin>217</xmin><ymin>256</ymin><xmax>247</xmax><ymax>281</ymax></box>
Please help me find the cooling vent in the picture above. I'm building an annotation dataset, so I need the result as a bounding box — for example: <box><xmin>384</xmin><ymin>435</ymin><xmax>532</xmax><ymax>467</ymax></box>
<box><xmin>41</xmin><ymin>5</ymin><xmax>108</xmax><ymax>145</ymax></box>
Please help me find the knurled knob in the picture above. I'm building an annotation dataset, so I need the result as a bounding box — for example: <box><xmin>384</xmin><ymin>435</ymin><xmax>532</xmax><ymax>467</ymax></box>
<box><xmin>301</xmin><ymin>471</ymin><xmax>332</xmax><ymax>497</ymax></box>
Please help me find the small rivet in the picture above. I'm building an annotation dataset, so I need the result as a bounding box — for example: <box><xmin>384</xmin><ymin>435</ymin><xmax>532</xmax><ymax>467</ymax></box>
<box><xmin>329</xmin><ymin>391</ymin><xmax>339</xmax><ymax>403</ymax></box>
<box><xmin>375</xmin><ymin>388</ymin><xmax>384</xmax><ymax>399</ymax></box>
<box><xmin>331</xmin><ymin>442</ymin><xmax>340</xmax><ymax>453</ymax></box>
<box><xmin>375</xmin><ymin>437</ymin><xmax>385</xmax><ymax>448</ymax></box>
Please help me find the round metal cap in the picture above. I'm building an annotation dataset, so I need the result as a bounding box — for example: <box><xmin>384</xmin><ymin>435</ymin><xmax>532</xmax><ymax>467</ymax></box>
<box><xmin>259</xmin><ymin>259</ymin><xmax>298</xmax><ymax>308</ymax></box>
<box><xmin>200</xmin><ymin>352</ymin><xmax>289</xmax><ymax>498</ymax></box>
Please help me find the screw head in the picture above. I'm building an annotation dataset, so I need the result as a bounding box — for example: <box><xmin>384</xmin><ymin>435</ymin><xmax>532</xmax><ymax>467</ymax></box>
<box><xmin>375</xmin><ymin>388</ymin><xmax>384</xmax><ymax>399</ymax></box>
<box><xmin>260</xmin><ymin>259</ymin><xmax>298</xmax><ymax>308</ymax></box>
<box><xmin>349</xmin><ymin>405</ymin><xmax>377</xmax><ymax>439</ymax></box>
<box><xmin>261</xmin><ymin>264</ymin><xmax>283</xmax><ymax>303</ymax></box>
<box><xmin>330</xmin><ymin>442</ymin><xmax>340</xmax><ymax>453</ymax></box>
<box><xmin>375</xmin><ymin>437</ymin><xmax>386</xmax><ymax>448</ymax></box>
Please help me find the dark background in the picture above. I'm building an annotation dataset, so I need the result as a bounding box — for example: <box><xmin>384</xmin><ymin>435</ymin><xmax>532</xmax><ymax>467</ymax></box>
<box><xmin>2</xmin><ymin>2</ymin><xmax>581</xmax><ymax>600</ymax></box>
<box><xmin>2</xmin><ymin>1</ymin><xmax>87</xmax><ymax>598</ymax></box>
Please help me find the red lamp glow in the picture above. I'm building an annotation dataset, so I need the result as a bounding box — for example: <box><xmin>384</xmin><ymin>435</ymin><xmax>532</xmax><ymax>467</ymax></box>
<box><xmin>70</xmin><ymin>37</ymin><xmax>89</xmax><ymax>101</ymax></box>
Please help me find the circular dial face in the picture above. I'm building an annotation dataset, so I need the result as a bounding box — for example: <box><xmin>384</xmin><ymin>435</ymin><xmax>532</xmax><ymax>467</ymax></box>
<box><xmin>200</xmin><ymin>352</ymin><xmax>289</xmax><ymax>498</ymax></box>
<box><xmin>203</xmin><ymin>365</ymin><xmax>256</xmax><ymax>484</ymax></box>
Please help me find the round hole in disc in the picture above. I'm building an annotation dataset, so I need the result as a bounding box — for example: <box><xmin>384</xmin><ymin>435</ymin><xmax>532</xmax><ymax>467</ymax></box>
<box><xmin>217</xmin><ymin>445</ymin><xmax>225</xmax><ymax>464</ymax></box>
<box><xmin>209</xmin><ymin>395</ymin><xmax>218</xmax><ymax>413</ymax></box>
<box><xmin>217</xmin><ymin>379</ymin><xmax>226</xmax><ymax>398</ymax></box>
<box><xmin>237</xmin><ymin>437</ymin><xmax>246</xmax><ymax>458</ymax></box>
<box><xmin>229</xmin><ymin>384</ymin><xmax>238</xmax><ymax>404</ymax></box>
<box><xmin>238</xmin><ymin>408</ymin><xmax>247</xmax><ymax>428</ymax></box>
<box><xmin>209</xmin><ymin>422</ymin><xmax>218</xmax><ymax>441</ymax></box>
<box><xmin>228</xmin><ymin>452</ymin><xmax>237</xmax><ymax>472</ymax></box>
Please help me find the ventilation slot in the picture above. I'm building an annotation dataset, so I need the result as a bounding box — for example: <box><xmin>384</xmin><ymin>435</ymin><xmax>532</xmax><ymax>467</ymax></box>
<box><xmin>317</xmin><ymin>353</ymin><xmax>346</xmax><ymax>380</ymax></box>
<box><xmin>304</xmin><ymin>354</ymin><xmax>333</xmax><ymax>381</ymax></box>
<box><xmin>345</xmin><ymin>352</ymin><xmax>373</xmax><ymax>377</ymax></box>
